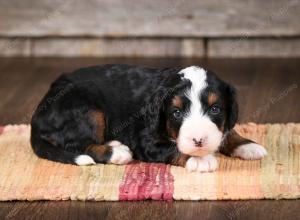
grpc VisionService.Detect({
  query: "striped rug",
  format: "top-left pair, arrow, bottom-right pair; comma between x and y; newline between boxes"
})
0,123 -> 299,201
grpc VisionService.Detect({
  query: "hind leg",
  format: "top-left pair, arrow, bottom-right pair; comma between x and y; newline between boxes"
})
75,140 -> 133,165
75,110 -> 133,165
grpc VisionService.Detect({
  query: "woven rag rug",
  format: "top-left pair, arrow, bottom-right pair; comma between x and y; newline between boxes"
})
0,123 -> 299,201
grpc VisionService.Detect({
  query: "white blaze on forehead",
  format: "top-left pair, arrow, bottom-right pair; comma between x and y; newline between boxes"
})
179,66 -> 207,115
177,66 -> 222,155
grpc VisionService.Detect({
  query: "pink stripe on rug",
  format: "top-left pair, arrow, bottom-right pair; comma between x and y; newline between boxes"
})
119,162 -> 174,201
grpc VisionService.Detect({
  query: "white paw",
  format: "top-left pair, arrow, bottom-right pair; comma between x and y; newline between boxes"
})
232,143 -> 267,160
109,144 -> 133,165
185,154 -> 218,172
75,155 -> 96,166
107,140 -> 122,147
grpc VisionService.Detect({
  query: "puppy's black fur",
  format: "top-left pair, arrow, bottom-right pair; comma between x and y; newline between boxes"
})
30,64 -> 238,165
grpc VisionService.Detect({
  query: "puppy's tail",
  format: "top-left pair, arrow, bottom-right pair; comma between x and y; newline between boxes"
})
30,128 -> 95,166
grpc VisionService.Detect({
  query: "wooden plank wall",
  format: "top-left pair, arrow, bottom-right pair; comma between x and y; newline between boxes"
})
0,0 -> 299,57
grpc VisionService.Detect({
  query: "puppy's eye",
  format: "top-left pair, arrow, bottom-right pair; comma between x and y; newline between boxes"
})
173,109 -> 182,119
209,105 -> 221,115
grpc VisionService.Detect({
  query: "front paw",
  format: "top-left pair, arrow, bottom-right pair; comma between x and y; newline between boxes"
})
185,154 -> 218,172
232,143 -> 267,160
109,143 -> 133,165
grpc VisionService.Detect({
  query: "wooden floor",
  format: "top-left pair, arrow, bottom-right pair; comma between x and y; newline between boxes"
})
0,57 -> 299,219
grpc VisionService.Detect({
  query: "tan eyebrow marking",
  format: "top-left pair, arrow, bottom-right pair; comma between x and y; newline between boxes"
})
208,93 -> 218,106
172,95 -> 183,108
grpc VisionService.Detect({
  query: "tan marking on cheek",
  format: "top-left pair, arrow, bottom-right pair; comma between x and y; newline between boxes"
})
166,120 -> 178,140
219,122 -> 225,132
91,110 -> 106,142
172,95 -> 183,108
208,93 -> 218,106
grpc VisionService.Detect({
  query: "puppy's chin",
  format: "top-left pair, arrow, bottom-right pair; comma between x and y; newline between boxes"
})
180,145 -> 218,157
189,149 -> 212,157
176,141 -> 220,157
176,115 -> 224,156
176,133 -> 223,157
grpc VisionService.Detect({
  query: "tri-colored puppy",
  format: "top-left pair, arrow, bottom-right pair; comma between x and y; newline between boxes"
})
30,65 -> 267,172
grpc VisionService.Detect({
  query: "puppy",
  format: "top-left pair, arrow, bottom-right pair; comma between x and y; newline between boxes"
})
30,64 -> 267,172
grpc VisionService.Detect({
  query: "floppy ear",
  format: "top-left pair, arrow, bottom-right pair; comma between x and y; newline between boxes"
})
138,85 -> 173,157
143,71 -> 182,131
225,84 -> 239,131
140,72 -> 182,146
144,86 -> 172,135
139,70 -> 184,152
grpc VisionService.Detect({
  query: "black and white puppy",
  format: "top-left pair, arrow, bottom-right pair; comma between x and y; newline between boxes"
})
30,64 -> 267,172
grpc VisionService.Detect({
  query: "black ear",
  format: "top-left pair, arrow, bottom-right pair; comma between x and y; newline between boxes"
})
143,72 -> 182,132
144,86 -> 171,133
225,84 -> 238,131
140,71 -> 183,152
138,85 -> 172,155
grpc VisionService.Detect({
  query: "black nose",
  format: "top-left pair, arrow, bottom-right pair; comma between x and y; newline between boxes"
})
192,138 -> 203,147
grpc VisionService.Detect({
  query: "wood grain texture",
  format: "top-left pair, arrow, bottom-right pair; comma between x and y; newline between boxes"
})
31,38 -> 204,57
0,57 -> 299,219
0,38 -> 31,56
0,0 -> 299,37
0,200 -> 300,220
0,57 -> 299,124
208,38 -> 300,58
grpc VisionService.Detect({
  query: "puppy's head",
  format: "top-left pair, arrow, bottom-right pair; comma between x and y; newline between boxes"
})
149,66 -> 238,156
